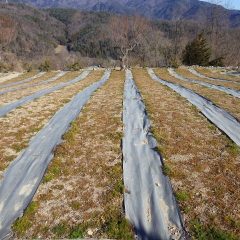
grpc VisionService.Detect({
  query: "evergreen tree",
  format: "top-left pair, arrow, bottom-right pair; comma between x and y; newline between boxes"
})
182,33 -> 211,66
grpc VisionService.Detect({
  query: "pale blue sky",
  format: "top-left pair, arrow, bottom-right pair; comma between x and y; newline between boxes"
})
201,0 -> 240,9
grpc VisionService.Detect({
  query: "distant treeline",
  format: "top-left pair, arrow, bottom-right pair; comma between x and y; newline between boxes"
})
0,3 -> 240,71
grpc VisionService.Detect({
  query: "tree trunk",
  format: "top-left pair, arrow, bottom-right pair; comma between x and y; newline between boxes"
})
122,52 -> 129,69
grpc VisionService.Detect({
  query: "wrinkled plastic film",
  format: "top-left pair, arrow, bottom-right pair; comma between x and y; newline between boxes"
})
0,70 -> 91,117
0,72 -> 45,89
0,70 -> 111,239
123,69 -> 185,240
0,72 -> 67,96
148,68 -> 240,146
168,68 -> 240,98
188,68 -> 240,85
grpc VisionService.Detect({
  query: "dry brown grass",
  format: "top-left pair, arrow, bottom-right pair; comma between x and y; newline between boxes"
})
196,67 -> 240,82
0,70 -> 104,175
155,68 -> 240,122
13,70 -> 133,239
0,71 -> 80,105
176,67 -> 240,91
0,71 -> 37,87
133,68 -> 240,238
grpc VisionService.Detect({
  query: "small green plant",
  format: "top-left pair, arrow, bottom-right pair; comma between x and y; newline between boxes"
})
175,191 -> 190,202
43,164 -> 62,183
69,225 -> 86,239
13,202 -> 39,236
69,200 -> 81,210
105,217 -> 133,240
226,142 -> 240,155
162,164 -> 172,176
52,222 -> 68,237
190,220 -> 238,240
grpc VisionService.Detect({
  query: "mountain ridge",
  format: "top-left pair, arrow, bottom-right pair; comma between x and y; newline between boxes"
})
4,0 -> 240,27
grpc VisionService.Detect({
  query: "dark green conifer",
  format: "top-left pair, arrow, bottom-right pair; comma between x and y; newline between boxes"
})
182,33 -> 211,66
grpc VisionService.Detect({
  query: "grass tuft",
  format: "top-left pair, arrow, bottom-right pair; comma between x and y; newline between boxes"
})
52,222 -> 68,237
104,216 -> 133,240
13,202 -> 39,236
175,191 -> 190,202
191,220 -> 238,240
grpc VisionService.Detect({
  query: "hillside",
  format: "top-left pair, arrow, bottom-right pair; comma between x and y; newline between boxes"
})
1,3 -> 240,70
6,0 -> 240,27
0,3 -> 66,57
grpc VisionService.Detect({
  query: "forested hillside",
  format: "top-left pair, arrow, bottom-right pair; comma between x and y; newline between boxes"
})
6,0 -> 240,27
0,3 -> 240,71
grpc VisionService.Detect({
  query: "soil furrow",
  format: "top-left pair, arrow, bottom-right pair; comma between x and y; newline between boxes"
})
0,73 -> 24,84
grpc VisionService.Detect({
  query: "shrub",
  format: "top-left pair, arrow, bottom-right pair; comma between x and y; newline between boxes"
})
39,60 -> 51,71
209,57 -> 225,67
67,62 -> 81,71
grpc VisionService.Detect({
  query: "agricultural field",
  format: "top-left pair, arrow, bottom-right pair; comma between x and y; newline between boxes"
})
0,67 -> 239,240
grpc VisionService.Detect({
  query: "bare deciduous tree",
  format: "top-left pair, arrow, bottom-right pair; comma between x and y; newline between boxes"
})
109,15 -> 149,68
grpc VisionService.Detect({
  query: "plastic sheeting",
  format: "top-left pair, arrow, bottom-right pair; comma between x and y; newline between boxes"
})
168,68 -> 240,98
0,70 -> 111,239
0,73 -> 23,84
0,72 -> 45,89
188,68 -> 240,85
0,72 -> 67,96
148,68 -> 240,146
122,70 -> 185,240
0,70 -> 91,117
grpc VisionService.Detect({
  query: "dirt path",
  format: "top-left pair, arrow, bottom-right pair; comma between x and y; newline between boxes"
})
155,68 -> 240,122
133,68 -> 240,239
0,71 -> 103,174
12,70 -> 133,239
